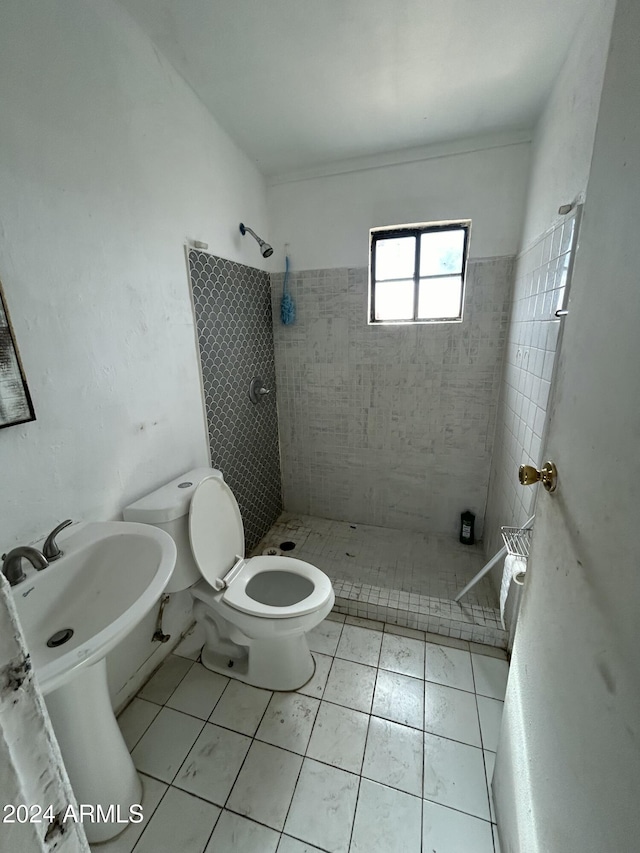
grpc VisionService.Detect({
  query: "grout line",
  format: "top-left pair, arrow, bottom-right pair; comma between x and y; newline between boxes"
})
345,774 -> 363,851
204,636 -> 339,838
278,734 -> 309,840
130,783 -> 172,853
215,683 -> 282,826
117,771 -> 180,852
482,749 -> 497,827
425,676 -> 477,696
167,717 -> 208,787
137,656 -> 196,707
192,790 -> 223,853
120,700 -> 163,752
347,620 -> 385,845
130,616 -> 501,851
422,795 -> 495,824
471,656 -> 494,822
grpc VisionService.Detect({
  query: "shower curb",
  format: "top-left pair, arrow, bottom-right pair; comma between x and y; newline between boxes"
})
331,577 -> 508,648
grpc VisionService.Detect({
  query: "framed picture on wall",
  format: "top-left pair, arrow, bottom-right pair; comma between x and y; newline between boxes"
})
0,277 -> 35,428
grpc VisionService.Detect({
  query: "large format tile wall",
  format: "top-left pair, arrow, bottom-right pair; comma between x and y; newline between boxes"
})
189,251 -> 282,550
271,258 -> 513,539
484,212 -> 579,559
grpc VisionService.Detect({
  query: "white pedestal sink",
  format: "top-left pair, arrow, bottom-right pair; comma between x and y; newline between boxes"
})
12,521 -> 176,843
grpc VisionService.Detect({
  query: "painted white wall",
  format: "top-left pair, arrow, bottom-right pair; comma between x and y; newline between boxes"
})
494,1 -> 640,848
0,0 -> 271,546
267,136 -> 531,270
518,0 -> 615,250
0,0 -> 268,702
483,0 -> 614,593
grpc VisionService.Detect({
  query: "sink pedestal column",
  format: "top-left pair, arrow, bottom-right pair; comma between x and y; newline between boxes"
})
44,658 -> 142,843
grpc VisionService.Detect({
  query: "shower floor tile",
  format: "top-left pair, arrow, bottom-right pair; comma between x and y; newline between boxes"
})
253,513 -> 507,648
106,616 -> 505,852
254,513 -> 496,605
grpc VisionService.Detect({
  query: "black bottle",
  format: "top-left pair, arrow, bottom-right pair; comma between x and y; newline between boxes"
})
460,510 -> 475,545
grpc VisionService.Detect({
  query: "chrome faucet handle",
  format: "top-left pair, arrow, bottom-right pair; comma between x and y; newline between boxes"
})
43,519 -> 73,561
249,376 -> 272,404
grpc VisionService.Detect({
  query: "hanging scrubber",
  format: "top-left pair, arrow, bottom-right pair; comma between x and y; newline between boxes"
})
280,252 -> 295,325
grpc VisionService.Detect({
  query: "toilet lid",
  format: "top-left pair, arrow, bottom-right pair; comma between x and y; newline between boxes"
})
189,476 -> 245,585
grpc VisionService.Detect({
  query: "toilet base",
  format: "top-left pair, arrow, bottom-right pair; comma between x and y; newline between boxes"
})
200,631 -> 316,691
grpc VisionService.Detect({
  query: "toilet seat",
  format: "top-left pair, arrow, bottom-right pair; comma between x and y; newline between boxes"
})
221,555 -> 333,619
189,476 -> 332,620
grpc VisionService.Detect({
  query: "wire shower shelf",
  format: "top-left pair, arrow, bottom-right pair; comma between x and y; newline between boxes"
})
454,515 -> 535,602
500,526 -> 533,559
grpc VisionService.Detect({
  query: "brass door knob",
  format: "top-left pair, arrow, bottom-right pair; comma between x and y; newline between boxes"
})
519,461 -> 558,493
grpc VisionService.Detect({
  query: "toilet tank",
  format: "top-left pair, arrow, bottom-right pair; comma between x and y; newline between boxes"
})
123,467 -> 223,593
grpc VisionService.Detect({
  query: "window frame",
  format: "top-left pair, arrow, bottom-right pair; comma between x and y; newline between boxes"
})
368,219 -> 471,325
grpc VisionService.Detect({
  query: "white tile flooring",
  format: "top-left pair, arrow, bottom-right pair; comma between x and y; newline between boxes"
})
100,615 -> 508,853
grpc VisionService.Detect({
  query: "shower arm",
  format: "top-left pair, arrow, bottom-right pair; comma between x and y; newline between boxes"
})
239,222 -> 273,258
240,224 -> 259,241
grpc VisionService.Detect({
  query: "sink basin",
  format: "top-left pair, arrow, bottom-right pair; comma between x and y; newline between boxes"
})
14,520 -> 176,694
12,520 -> 176,843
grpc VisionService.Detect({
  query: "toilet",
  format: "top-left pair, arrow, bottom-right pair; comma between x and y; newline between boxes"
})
123,468 -> 334,690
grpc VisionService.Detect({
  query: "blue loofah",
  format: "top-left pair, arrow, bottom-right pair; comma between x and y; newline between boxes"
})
281,254 -> 296,325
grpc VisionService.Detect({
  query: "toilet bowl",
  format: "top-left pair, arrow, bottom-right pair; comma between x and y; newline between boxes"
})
123,468 -> 334,690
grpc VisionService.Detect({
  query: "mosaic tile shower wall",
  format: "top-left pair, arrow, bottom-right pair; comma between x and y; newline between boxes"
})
271,257 -> 513,538
484,210 -> 580,559
189,250 -> 282,550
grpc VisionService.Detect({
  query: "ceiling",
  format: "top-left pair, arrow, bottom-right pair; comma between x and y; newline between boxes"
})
119,0 -> 590,178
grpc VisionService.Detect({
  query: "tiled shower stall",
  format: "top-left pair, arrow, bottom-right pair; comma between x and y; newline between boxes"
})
270,258 -> 513,537
188,214 -> 579,650
266,257 -> 517,646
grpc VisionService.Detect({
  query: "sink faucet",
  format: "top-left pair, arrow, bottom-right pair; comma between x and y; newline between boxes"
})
43,519 -> 73,562
2,547 -> 49,587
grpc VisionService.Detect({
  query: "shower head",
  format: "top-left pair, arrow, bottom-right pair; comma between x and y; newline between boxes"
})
239,223 -> 273,258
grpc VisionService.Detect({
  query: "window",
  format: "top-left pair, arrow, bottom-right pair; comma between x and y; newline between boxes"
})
369,220 -> 470,324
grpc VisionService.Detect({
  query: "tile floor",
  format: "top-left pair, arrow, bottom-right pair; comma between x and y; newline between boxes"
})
98,614 -> 508,853
253,513 -> 507,647
256,514 -> 495,605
